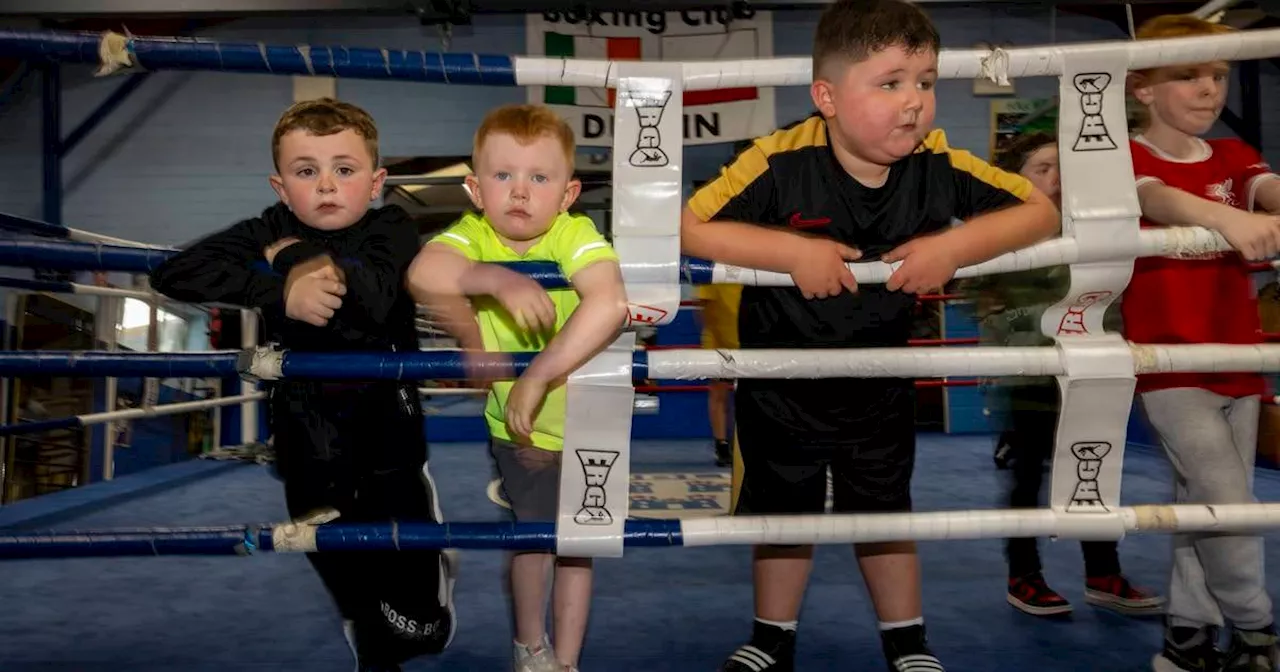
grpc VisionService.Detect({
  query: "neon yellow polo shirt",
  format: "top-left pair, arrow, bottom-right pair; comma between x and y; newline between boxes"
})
431,211 -> 619,451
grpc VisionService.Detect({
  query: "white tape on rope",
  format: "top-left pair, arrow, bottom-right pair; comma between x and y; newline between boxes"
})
676,503 -> 1280,547
556,332 -> 637,558
1044,48 -> 1140,516
645,343 -> 1280,380
611,62 -> 683,328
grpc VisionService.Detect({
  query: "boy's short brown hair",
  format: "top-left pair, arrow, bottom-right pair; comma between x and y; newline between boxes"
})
813,0 -> 941,80
473,104 -> 576,172
271,97 -> 380,171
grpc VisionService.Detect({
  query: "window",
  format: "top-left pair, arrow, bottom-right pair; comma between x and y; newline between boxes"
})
117,298 -> 189,353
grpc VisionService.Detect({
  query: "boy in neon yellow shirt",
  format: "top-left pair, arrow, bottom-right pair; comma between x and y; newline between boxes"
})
408,104 -> 627,672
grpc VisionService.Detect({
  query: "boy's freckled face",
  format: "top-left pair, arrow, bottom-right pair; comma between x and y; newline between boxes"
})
271,129 -> 386,231
1133,62 -> 1230,138
466,132 -> 579,247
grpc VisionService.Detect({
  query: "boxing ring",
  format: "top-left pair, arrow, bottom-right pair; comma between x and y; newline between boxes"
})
0,19 -> 1279,671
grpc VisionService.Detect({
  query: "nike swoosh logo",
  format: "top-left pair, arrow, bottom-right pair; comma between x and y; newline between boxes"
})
789,212 -> 831,229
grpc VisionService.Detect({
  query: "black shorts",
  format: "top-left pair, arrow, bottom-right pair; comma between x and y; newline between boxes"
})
490,438 -> 561,522
731,382 -> 915,515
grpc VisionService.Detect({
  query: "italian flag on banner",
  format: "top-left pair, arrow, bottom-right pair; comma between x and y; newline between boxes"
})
526,11 -> 777,147
542,32 -> 759,109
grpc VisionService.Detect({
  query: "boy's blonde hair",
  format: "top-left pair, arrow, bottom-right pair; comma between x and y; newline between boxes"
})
272,98 -> 380,171
1133,14 -> 1235,76
472,104 -> 576,172
1135,13 -> 1235,42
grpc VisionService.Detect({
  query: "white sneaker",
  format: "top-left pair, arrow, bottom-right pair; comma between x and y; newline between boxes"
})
514,634 -> 561,672
439,549 -> 460,649
344,620 -> 359,672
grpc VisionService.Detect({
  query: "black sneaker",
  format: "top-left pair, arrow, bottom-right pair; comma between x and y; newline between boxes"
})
1008,572 -> 1073,616
344,620 -> 405,672
1224,626 -> 1278,672
889,653 -> 946,672
882,623 -> 945,672
721,620 -> 795,672
1152,625 -> 1223,672
722,643 -> 792,672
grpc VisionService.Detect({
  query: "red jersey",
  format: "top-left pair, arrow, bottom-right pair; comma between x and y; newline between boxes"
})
1123,136 -> 1277,397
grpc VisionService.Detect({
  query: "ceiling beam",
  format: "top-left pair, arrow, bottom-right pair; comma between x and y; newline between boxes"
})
0,0 -> 418,17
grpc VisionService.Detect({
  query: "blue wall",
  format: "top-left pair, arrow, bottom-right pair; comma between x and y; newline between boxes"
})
85,377 -> 205,483
942,302 -> 989,434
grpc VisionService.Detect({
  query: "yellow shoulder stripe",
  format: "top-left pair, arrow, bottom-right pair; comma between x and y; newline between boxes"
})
918,129 -> 1033,200
688,116 -> 828,221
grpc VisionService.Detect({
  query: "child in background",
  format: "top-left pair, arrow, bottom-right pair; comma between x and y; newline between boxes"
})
1124,14 -> 1280,672
965,130 -> 1163,618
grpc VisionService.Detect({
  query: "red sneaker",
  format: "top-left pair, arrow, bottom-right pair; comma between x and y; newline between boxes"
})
1084,574 -> 1165,616
1008,573 -> 1073,616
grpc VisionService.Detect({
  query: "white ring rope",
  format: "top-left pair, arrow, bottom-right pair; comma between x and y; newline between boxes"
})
712,226 -> 1269,286
512,28 -> 1280,88
644,343 -> 1280,381
677,504 -> 1280,547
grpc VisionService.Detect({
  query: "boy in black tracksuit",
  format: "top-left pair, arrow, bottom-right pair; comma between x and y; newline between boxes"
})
149,98 -> 454,672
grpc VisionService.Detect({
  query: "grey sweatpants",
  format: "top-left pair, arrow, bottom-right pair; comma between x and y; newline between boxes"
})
1140,387 -> 1273,630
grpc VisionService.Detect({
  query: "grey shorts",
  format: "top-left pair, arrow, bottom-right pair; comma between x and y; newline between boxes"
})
490,438 -> 561,522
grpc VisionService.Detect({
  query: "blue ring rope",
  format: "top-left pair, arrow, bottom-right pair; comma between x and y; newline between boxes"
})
0,238 -> 716,287
0,29 -> 523,86
0,349 -> 655,381
0,520 -> 686,559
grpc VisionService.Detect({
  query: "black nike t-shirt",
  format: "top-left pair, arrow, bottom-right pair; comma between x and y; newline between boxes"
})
688,114 -> 1032,444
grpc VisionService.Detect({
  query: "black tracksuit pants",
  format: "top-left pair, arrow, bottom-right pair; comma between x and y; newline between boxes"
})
270,380 -> 454,665
1003,382 -> 1121,579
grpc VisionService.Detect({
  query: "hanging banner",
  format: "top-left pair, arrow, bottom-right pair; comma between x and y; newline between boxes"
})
525,9 -> 777,147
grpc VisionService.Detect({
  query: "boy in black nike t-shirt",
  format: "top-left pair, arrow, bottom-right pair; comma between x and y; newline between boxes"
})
682,2 -> 1059,670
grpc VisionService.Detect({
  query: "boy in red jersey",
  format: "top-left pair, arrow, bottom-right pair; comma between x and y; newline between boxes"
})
1124,15 -> 1280,672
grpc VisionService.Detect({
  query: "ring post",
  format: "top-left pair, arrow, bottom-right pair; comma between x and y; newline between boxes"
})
240,309 -> 258,445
